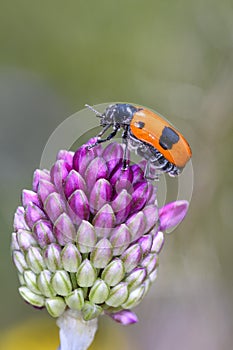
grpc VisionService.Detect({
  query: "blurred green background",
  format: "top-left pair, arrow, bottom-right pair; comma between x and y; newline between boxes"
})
1,0 -> 233,349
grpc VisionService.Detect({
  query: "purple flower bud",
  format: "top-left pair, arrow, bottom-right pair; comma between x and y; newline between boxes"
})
84,157 -> 109,190
11,232 -> 20,251
44,192 -> 65,223
131,181 -> 150,214
131,164 -> 145,184
53,213 -> 76,245
32,169 -> 50,192
110,224 -> 131,256
147,186 -> 157,205
37,179 -> 56,203
17,229 -> 37,250
50,160 -> 70,190
137,235 -> 153,256
107,309 -> 138,325
159,200 -> 189,231
73,145 -> 98,177
22,190 -> 41,207
89,179 -> 112,214
13,206 -> 29,231
121,244 -> 142,273
110,164 -> 133,187
25,202 -> 47,229
92,204 -> 116,238
76,221 -> 97,253
64,170 -> 86,198
143,204 -> 158,233
68,189 -> 90,224
141,253 -> 158,274
111,190 -> 132,225
126,212 -> 146,241
102,142 -> 124,163
33,220 -> 56,248
56,150 -> 74,167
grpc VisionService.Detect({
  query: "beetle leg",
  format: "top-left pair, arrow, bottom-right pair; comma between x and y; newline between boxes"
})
87,125 -> 119,149
121,126 -> 130,170
145,160 -> 160,181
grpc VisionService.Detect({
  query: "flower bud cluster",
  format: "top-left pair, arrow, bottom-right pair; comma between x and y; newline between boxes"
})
12,139 -> 188,324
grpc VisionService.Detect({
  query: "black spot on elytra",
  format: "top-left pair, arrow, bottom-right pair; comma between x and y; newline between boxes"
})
135,121 -> 145,129
159,126 -> 179,150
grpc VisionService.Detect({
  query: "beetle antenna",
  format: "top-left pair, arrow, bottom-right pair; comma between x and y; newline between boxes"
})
85,104 -> 102,117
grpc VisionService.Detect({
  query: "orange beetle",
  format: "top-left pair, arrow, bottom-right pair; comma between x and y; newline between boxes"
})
86,103 -> 192,178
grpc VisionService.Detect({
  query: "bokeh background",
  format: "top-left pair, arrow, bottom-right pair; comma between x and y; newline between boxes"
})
1,0 -> 233,349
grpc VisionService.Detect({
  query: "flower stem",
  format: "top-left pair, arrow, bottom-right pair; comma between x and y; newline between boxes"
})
57,309 -> 98,350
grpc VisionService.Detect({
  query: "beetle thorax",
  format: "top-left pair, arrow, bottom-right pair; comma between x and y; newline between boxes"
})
103,103 -> 138,126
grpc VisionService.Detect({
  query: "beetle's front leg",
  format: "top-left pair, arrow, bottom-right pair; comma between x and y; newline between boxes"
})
122,126 -> 130,170
87,124 -> 120,149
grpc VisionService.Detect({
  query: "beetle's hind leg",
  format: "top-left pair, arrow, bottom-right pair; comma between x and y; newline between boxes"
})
144,160 -> 161,181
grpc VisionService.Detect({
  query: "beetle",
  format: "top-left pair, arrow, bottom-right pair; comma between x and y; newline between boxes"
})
85,103 -> 192,178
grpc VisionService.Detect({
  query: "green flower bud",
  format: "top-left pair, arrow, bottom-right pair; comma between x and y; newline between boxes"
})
142,279 -> 151,297
141,253 -> 158,274
89,279 -> 110,304
106,282 -> 129,307
124,267 -> 147,292
13,251 -> 28,273
19,286 -> 45,307
37,270 -> 56,298
18,274 -> 25,285
61,243 -> 82,272
82,301 -> 102,321
26,247 -> 46,273
151,231 -> 164,253
24,270 -> 41,295
101,259 -> 125,287
45,297 -> 66,317
52,271 -> 72,296
76,259 -> 97,287
76,221 -> 97,253
17,229 -> 37,250
121,285 -> 145,309
44,243 -> 62,272
65,289 -> 85,311
90,238 -> 113,268
149,268 -> 158,283
110,224 -> 131,256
